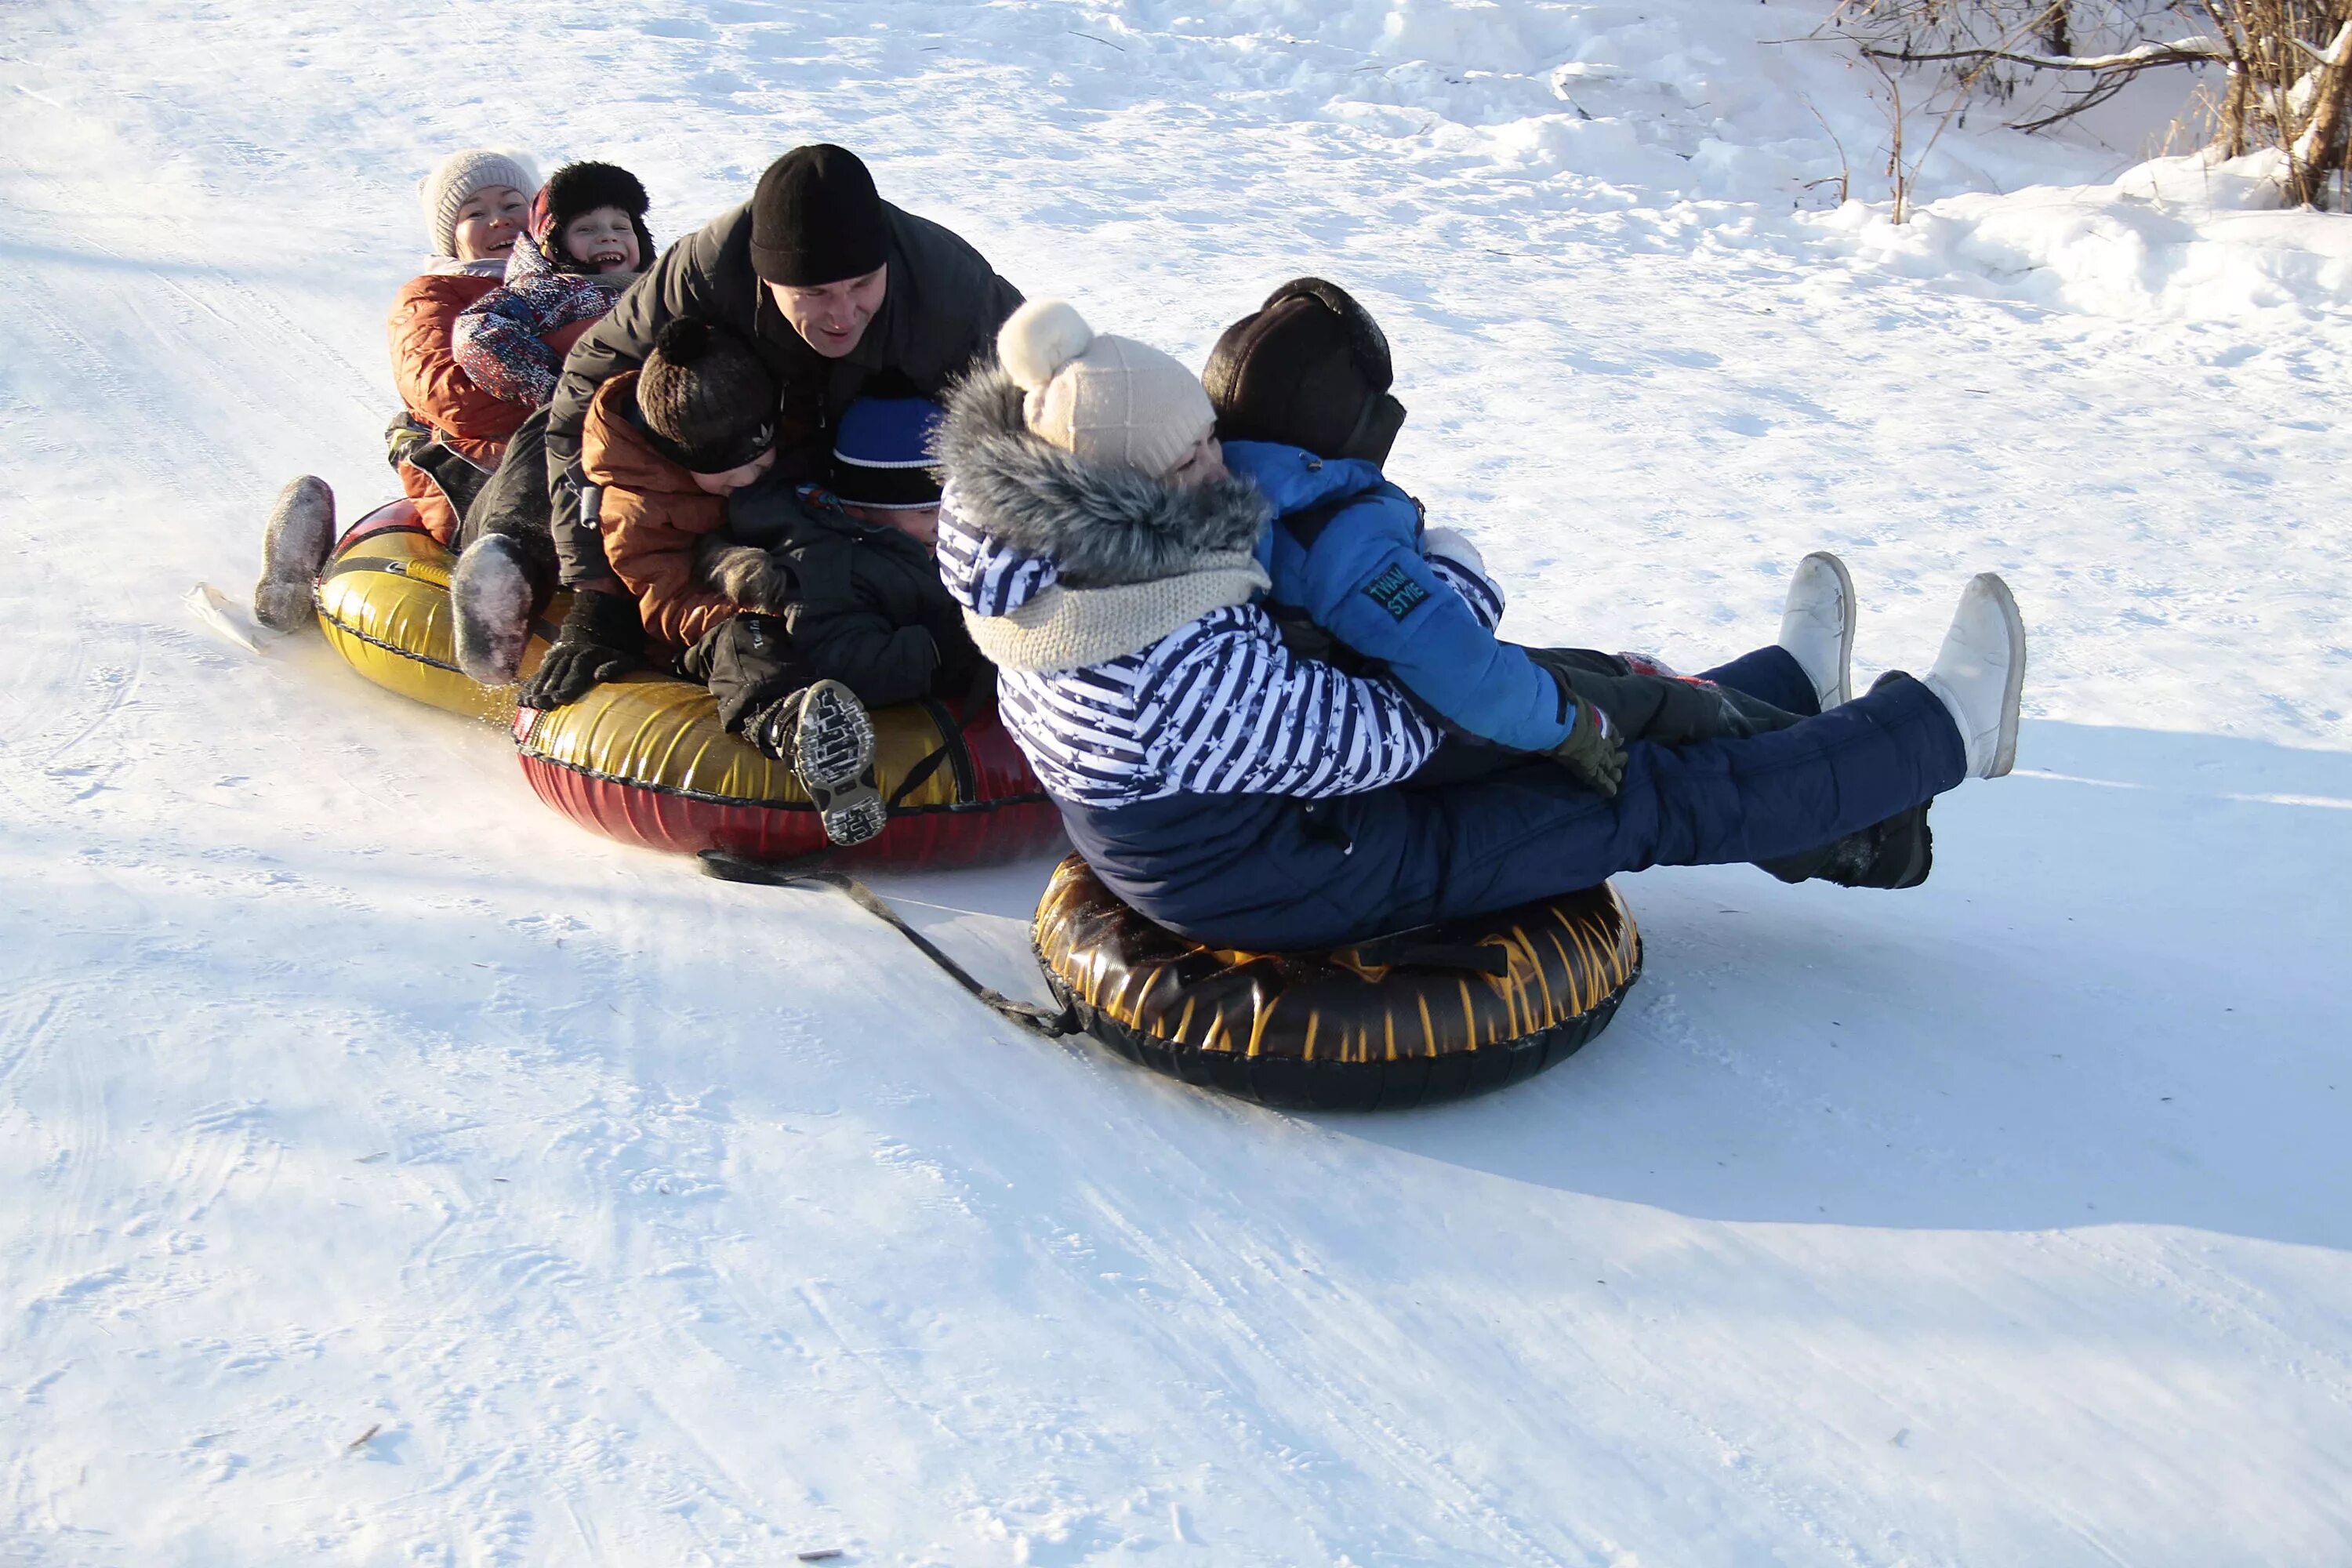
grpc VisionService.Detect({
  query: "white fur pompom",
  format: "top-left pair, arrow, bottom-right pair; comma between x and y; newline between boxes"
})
998,299 -> 1094,392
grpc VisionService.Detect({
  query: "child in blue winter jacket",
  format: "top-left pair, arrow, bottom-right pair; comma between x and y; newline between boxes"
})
935,299 -> 2028,952
1203,277 -> 1801,759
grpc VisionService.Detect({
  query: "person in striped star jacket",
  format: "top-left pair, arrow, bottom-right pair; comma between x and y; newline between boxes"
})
935,299 -> 2027,952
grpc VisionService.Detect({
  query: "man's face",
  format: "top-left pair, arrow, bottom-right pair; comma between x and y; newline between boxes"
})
766,264 -> 888,358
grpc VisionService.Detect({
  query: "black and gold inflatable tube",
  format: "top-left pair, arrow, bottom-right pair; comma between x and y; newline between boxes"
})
1032,855 -> 1642,1110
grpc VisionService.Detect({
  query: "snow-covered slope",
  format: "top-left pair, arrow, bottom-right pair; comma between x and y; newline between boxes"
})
4,3 -> 2349,1563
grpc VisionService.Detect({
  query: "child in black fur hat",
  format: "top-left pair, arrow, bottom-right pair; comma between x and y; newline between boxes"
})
453,161 -> 656,408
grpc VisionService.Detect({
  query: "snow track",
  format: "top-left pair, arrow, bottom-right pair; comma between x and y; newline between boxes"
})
4,2 -> 2350,1563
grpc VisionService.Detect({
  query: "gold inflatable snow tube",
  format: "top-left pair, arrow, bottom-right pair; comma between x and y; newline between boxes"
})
313,503 -> 567,725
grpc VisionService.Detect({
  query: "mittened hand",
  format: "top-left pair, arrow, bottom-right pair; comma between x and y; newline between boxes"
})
384,414 -> 431,472
517,590 -> 644,710
1549,699 -> 1626,799
1420,525 -> 1485,576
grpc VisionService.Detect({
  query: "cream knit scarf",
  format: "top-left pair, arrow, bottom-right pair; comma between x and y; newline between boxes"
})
964,552 -> 1270,674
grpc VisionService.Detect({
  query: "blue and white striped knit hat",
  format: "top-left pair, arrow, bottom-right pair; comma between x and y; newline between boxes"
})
831,395 -> 946,509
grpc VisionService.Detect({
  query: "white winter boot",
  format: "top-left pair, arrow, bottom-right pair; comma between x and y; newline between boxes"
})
451,533 -> 535,685
1922,573 -> 2026,779
253,475 -> 335,633
1777,550 -> 1854,709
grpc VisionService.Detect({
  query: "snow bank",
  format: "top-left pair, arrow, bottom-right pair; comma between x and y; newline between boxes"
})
1822,150 -> 2352,320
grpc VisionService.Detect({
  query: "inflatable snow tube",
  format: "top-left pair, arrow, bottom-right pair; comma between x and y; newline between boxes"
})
313,500 -> 568,726
514,675 -> 1065,868
1032,855 -> 1642,1110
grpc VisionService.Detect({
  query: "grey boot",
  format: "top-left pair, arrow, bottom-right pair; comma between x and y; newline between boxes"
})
253,476 -> 335,633
451,533 -> 535,685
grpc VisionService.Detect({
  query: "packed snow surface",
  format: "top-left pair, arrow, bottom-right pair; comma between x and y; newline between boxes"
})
5,2 -> 2350,1563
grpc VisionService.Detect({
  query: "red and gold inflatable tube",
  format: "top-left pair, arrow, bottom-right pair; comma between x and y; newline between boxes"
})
514,677 -> 1065,868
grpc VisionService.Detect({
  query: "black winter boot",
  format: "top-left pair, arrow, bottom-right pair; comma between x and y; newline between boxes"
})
1762,800 -> 1933,890
1757,673 -> 1933,890
749,680 -> 885,848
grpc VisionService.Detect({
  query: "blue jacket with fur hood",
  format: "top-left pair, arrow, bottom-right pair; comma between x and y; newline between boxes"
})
1224,439 -> 1574,755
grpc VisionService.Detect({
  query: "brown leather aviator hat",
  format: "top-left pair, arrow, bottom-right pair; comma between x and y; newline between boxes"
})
1202,277 -> 1407,466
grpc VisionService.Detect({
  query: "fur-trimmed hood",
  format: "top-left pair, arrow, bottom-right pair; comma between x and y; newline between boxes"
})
933,364 -> 1269,589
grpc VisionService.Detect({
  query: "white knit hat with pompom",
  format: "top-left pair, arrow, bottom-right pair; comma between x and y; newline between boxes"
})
998,299 -> 1214,479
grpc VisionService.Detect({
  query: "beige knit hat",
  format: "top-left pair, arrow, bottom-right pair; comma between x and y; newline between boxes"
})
998,299 -> 1214,479
418,149 -> 540,259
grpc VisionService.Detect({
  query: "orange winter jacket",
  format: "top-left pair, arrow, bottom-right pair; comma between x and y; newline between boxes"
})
583,372 -> 741,648
389,274 -> 514,463
388,270 -> 597,543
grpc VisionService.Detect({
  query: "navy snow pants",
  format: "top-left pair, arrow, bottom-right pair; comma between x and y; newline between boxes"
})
1059,647 -> 1965,950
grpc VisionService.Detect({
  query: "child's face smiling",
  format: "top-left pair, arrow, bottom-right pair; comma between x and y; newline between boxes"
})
560,205 -> 641,274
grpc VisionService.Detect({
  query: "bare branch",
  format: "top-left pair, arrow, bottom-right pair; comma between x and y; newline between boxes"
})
2288,20 -> 2352,71
1854,36 -> 2230,73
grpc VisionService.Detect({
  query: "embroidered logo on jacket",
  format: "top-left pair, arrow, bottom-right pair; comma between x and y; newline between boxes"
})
1361,564 -> 1430,622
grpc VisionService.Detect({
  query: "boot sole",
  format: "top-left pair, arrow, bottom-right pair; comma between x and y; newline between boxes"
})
794,681 -> 885,848
1814,550 -> 1854,708
1791,550 -> 1855,708
1974,573 -> 2027,779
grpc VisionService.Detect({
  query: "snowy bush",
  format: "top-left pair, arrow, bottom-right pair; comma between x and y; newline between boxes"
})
1838,0 -> 2352,207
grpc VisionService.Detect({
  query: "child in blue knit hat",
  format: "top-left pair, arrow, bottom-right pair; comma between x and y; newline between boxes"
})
679,389 -> 989,846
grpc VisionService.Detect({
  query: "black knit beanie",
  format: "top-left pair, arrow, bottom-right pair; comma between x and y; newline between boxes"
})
749,144 -> 890,287
539,161 -> 655,276
638,320 -> 780,473
1202,278 -> 1407,466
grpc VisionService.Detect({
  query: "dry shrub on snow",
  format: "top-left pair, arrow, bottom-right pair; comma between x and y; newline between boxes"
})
1835,0 -> 2352,206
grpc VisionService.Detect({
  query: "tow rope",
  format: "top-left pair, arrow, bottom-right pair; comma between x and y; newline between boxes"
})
699,850 -> 1080,1040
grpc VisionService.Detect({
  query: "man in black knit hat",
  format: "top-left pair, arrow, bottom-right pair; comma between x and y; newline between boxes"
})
518,143 -> 1022,709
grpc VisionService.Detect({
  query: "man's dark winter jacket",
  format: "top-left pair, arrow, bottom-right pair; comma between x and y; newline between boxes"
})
545,199 -> 1022,586
684,485 -> 986,730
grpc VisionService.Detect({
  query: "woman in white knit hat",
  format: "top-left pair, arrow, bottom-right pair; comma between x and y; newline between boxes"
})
417,147 -> 540,275
935,298 -> 2025,953
254,148 -> 541,630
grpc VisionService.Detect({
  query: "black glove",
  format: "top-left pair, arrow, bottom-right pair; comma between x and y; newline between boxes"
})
1549,697 -> 1626,798
1524,645 -> 1753,748
519,590 -> 645,710
680,613 -> 806,732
